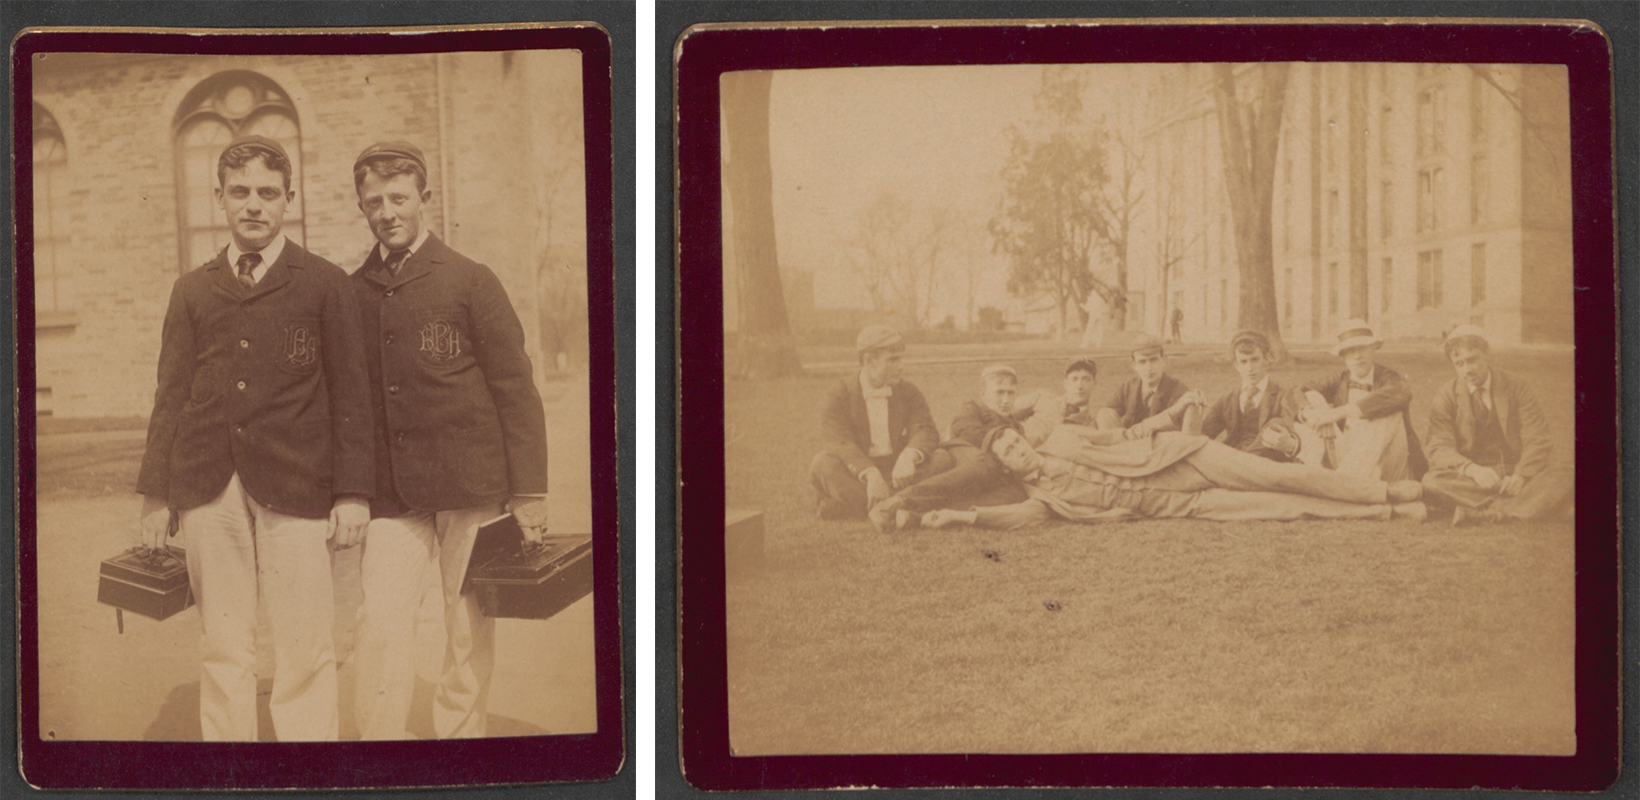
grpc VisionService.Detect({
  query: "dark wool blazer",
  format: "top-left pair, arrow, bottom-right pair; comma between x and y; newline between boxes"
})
1424,369 -> 1553,479
1295,364 -> 1428,478
818,376 -> 940,477
948,399 -> 1027,449
1200,378 -> 1299,462
1103,374 -> 1190,429
351,234 -> 549,516
136,240 -> 375,518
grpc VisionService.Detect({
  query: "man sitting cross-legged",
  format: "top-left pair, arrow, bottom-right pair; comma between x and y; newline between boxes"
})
921,426 -> 1426,530
1200,330 -> 1303,463
1420,325 -> 1573,526
866,364 -> 1031,532
1290,319 -> 1426,481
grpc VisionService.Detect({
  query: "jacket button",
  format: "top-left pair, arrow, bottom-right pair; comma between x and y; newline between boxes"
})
233,425 -> 244,433
395,432 -> 405,444
385,289 -> 395,297
239,339 -> 250,349
385,334 -> 394,344
388,384 -> 400,394
236,380 -> 247,390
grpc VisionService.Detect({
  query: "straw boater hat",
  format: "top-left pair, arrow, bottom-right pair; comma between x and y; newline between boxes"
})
1330,319 -> 1384,355
854,324 -> 905,354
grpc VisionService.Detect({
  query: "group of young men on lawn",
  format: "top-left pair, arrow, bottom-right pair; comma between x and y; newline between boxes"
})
810,320 -> 1572,532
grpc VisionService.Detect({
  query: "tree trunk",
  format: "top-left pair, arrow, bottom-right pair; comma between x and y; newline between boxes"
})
1212,63 -> 1291,361
723,71 -> 802,378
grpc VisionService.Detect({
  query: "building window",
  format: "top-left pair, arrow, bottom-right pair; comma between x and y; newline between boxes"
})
1416,85 -> 1444,157
1470,69 -> 1488,144
1328,261 -> 1339,315
1417,250 -> 1444,309
1471,153 -> 1489,225
173,71 -> 304,271
1471,242 -> 1487,306
1380,180 -> 1393,241
33,103 -> 70,314
1327,189 -> 1340,249
1417,168 -> 1442,233
1381,257 -> 1393,314
1379,104 -> 1394,169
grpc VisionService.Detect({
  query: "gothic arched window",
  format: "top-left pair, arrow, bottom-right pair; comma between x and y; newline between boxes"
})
33,103 -> 69,313
173,71 -> 304,270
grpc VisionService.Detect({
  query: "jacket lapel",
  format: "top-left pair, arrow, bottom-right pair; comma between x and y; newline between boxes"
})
1454,379 -> 1476,454
1491,370 -> 1514,441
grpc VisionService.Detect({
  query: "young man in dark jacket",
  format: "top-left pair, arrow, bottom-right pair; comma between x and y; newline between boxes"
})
347,141 -> 550,740
136,135 -> 373,741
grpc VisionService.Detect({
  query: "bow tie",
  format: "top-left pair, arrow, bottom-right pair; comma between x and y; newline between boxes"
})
1347,381 -> 1373,392
862,384 -> 893,399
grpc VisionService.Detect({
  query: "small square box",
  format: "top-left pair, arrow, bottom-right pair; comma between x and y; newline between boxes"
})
466,516 -> 593,620
97,547 -> 193,621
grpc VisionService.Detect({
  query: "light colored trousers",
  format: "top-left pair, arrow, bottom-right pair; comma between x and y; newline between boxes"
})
180,471 -> 338,742
1295,413 -> 1411,481
352,505 -> 499,740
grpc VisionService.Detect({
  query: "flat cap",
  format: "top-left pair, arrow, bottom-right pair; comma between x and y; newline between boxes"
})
980,364 -> 1017,382
354,140 -> 427,173
855,324 -> 904,353
219,134 -> 289,165
1230,329 -> 1271,352
1064,357 -> 1099,377
1130,334 -> 1166,356
1443,324 -> 1489,346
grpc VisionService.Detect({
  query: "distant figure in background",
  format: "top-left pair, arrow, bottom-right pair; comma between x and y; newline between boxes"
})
810,325 -> 940,520
1094,335 -> 1203,438
867,363 -> 1031,532
1291,319 -> 1426,481
1169,307 -> 1184,344
920,426 -> 1426,529
347,141 -> 550,740
1200,330 -> 1302,462
1420,325 -> 1573,526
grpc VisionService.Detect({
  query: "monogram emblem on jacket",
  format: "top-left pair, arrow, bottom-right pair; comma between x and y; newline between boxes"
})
419,320 -> 462,362
282,323 -> 318,368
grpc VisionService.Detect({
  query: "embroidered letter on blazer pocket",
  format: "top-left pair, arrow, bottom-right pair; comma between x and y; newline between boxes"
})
276,317 -> 322,375
413,307 -> 466,370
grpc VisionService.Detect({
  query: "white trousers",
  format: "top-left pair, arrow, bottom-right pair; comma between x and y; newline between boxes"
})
1295,413 -> 1412,481
180,472 -> 338,741
352,505 -> 499,739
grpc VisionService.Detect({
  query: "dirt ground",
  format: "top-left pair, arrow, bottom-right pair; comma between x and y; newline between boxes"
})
724,345 -> 1580,756
31,379 -> 598,742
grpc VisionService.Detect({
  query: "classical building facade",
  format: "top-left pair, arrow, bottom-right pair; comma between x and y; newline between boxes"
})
29,51 -> 587,418
1125,62 -> 1572,348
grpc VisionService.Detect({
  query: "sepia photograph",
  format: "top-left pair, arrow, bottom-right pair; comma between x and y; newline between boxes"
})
718,56 -> 1583,759
18,24 -> 619,789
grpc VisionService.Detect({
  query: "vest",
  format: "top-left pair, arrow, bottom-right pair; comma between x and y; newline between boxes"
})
1468,390 -> 1507,468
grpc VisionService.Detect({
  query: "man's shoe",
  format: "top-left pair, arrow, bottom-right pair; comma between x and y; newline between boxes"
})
817,497 -> 850,521
1391,501 -> 1427,522
1386,480 -> 1423,504
867,497 -> 903,533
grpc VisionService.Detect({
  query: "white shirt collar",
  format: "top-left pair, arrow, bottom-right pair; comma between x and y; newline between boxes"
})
376,229 -> 431,262
226,234 -> 287,284
1242,376 -> 1271,396
1470,373 -> 1493,396
859,371 -> 893,398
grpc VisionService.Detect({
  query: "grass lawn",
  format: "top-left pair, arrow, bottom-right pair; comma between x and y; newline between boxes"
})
724,345 -> 1577,755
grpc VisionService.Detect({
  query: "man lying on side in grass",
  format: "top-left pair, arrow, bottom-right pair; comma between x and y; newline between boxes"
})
917,426 -> 1427,530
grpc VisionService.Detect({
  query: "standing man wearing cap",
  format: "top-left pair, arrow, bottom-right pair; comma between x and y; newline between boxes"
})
1094,335 -> 1204,438
1200,330 -> 1303,462
810,325 -> 941,520
868,363 -> 1033,531
1421,326 -> 1572,525
347,141 -> 549,739
1291,319 -> 1426,481
135,135 -> 373,741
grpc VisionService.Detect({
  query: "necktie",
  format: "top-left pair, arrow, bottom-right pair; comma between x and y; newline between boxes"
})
235,252 -> 261,290
385,248 -> 411,276
1471,386 -> 1492,413
1347,381 -> 1373,392
1241,385 -> 1258,414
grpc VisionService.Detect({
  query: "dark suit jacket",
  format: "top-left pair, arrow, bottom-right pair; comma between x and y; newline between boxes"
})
351,234 -> 549,516
1424,369 -> 1553,478
818,376 -> 939,477
1295,364 -> 1428,478
1103,374 -> 1190,429
948,399 -> 1027,449
136,240 -> 375,518
1201,379 -> 1298,462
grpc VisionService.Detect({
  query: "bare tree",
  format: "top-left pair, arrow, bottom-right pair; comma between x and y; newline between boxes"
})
990,66 -> 1110,341
723,70 -> 802,377
1152,168 -> 1203,339
1091,127 -> 1145,332
836,192 -> 952,329
1211,62 -> 1291,360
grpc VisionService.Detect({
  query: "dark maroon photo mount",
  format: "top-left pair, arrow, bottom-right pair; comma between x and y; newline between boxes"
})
13,23 -> 623,791
675,20 -> 1617,792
